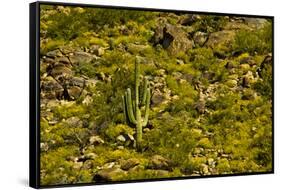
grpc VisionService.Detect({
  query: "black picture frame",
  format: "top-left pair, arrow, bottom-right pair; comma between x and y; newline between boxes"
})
30,1 -> 274,188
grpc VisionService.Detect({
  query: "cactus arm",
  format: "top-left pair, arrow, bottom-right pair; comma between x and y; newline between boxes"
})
125,88 -> 137,125
141,78 -> 148,106
136,108 -> 142,151
122,95 -> 128,124
135,57 -> 140,109
135,57 -> 142,151
132,100 -> 136,115
142,88 -> 151,127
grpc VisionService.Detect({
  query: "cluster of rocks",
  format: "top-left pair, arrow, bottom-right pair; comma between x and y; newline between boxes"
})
93,154 -> 173,182
40,48 -> 99,102
151,14 -> 269,56
191,146 -> 232,175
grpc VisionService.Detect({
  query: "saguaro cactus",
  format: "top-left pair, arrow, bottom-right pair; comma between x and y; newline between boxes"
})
122,56 -> 151,151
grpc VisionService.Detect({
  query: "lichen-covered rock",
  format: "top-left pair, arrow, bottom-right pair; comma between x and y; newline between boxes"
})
193,31 -> 208,47
205,30 -> 235,52
120,158 -> 140,170
93,168 -> 127,182
41,76 -> 64,99
64,116 -> 83,128
152,24 -> 193,55
67,86 -> 83,100
69,51 -> 96,64
148,155 -> 172,170
89,135 -> 104,145
151,89 -> 165,106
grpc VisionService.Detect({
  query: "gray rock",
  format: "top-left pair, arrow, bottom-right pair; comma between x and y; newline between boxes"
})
207,158 -> 215,166
57,56 -> 70,64
67,86 -> 83,100
149,169 -> 169,176
127,43 -> 151,55
93,168 -> 126,182
89,135 -> 105,145
149,155 -> 171,170
151,89 -> 165,106
69,51 -> 95,64
41,76 -> 64,99
117,146 -> 124,150
205,30 -> 235,52
152,23 -> 193,55
225,62 -> 236,70
116,135 -> 126,142
46,49 -> 63,58
179,14 -> 201,26
193,147 -> 204,155
84,153 -> 98,160
82,160 -> 93,170
200,163 -> 209,175
73,161 -> 83,170
244,18 -> 268,29
143,128 -> 150,133
120,158 -> 140,170
69,77 -> 85,87
103,162 -> 116,169
242,76 -> 250,88
240,56 -> 256,66
89,45 -> 105,56
176,59 -> 185,65
40,142 -> 49,152
194,100 -> 206,114
64,117 -> 83,128
50,63 -> 73,80
193,31 -> 208,46
226,79 -> 238,88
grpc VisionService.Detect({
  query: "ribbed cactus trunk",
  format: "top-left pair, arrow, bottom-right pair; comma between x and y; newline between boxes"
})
122,56 -> 151,151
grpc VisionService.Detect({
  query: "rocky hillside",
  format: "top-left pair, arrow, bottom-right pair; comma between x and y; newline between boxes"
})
39,5 -> 273,185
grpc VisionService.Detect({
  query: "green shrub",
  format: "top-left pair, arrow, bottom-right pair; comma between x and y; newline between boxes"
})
233,22 -> 272,55
193,15 -> 228,33
144,113 -> 196,170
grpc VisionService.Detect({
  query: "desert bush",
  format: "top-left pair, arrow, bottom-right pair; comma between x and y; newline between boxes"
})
233,22 -> 272,55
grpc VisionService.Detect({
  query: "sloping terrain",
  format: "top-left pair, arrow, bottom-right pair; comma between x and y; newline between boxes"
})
39,5 -> 273,185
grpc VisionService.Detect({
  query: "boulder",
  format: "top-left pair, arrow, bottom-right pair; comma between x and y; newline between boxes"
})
258,54 -> 272,78
152,24 -> 193,55
93,168 -> 126,182
148,155 -> 171,170
240,56 -> 256,66
64,117 -> 83,128
194,100 -> 206,114
69,77 -> 85,88
56,56 -> 70,64
226,79 -> 238,88
126,43 -> 151,55
89,45 -> 105,56
46,49 -> 63,58
243,17 -> 268,29
151,89 -> 165,106
69,51 -> 95,64
89,135 -> 105,145
116,135 -> 126,142
178,14 -> 201,26
67,86 -> 83,100
205,30 -> 235,52
50,63 -> 73,80
120,158 -> 140,170
82,160 -> 93,170
40,76 -> 64,99
193,31 -> 208,46
200,163 -> 210,175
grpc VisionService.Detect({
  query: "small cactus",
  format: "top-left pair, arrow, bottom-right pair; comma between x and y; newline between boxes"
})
122,56 -> 151,151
